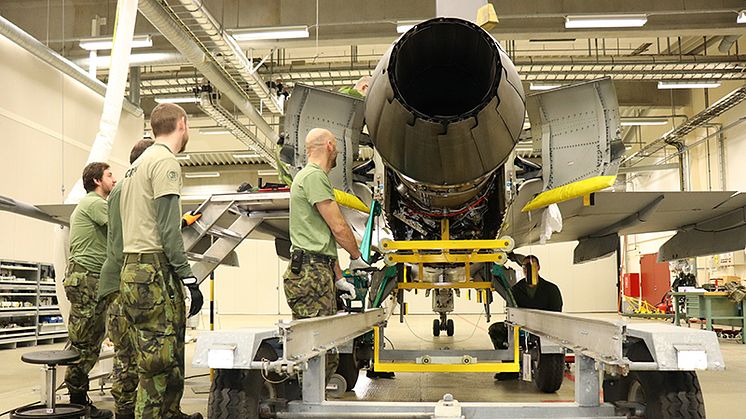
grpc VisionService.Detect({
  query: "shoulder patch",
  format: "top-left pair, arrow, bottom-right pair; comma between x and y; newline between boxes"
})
167,170 -> 179,181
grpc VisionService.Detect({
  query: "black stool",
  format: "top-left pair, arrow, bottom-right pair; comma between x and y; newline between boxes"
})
11,350 -> 87,418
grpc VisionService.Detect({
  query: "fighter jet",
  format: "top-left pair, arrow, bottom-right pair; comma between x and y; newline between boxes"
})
3,17 -> 745,333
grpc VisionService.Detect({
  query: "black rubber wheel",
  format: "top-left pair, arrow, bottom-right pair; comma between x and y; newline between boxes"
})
337,353 -> 360,391
433,319 -> 441,336
446,319 -> 454,336
532,353 -> 565,393
604,371 -> 706,418
208,342 -> 286,419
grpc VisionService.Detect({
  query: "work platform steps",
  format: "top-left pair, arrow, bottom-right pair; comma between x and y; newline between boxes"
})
182,191 -> 290,284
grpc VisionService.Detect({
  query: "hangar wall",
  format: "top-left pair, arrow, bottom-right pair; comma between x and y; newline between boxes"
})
0,34 -> 143,265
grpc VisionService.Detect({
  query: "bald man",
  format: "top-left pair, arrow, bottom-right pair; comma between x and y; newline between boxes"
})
283,128 -> 364,384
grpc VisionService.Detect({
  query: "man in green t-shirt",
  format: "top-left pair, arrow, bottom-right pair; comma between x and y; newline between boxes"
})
119,103 -> 202,419
65,162 -> 116,418
97,139 -> 153,419
283,128 -> 370,384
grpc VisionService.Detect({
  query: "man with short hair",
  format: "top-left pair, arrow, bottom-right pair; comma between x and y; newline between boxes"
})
489,254 -> 563,380
283,128 -> 368,383
119,103 -> 203,419
65,162 -> 116,418
98,139 -> 154,419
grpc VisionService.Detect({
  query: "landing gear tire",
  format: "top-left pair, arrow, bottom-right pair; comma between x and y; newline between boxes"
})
208,342 -> 290,419
433,319 -> 441,336
603,371 -> 706,419
446,319 -> 455,336
337,353 -> 360,391
532,353 -> 564,393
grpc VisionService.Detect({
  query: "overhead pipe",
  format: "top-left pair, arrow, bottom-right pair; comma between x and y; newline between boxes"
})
138,0 -> 278,144
0,14 -> 142,117
173,0 -> 283,114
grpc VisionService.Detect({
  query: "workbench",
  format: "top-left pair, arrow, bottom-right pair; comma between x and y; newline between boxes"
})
672,291 -> 746,344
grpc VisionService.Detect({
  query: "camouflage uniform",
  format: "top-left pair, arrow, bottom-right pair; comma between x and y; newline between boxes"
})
106,293 -> 138,414
120,253 -> 186,419
99,182 -> 139,416
283,259 -> 339,381
63,262 -> 109,395
119,142 -> 194,418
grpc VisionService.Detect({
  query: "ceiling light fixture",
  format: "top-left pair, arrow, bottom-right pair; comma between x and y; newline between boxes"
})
257,170 -> 278,176
155,96 -> 201,104
396,20 -> 421,34
565,14 -> 648,29
184,172 -> 220,179
737,11 -> 746,24
175,154 -> 191,160
657,81 -> 721,89
529,82 -> 564,91
79,34 -> 153,51
620,118 -> 668,126
198,127 -> 230,135
230,25 -> 309,41
232,153 -> 260,159
529,38 -> 577,43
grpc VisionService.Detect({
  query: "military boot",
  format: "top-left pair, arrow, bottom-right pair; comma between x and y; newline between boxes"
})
115,412 -> 134,419
69,392 -> 113,419
176,413 -> 203,419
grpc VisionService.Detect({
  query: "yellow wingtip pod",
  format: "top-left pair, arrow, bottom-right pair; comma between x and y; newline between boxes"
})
521,175 -> 616,213
333,189 -> 370,213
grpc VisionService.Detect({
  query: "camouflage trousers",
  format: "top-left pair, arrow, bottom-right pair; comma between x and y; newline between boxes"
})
283,260 -> 339,382
121,253 -> 186,419
107,292 -> 138,415
63,262 -> 108,395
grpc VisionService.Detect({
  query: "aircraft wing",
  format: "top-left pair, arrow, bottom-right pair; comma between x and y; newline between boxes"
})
501,180 -> 746,263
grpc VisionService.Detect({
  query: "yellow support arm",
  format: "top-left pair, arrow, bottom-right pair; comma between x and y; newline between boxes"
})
522,175 -> 616,212
333,189 -> 370,213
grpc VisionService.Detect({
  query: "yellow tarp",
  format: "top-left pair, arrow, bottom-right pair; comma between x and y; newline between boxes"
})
521,175 -> 616,212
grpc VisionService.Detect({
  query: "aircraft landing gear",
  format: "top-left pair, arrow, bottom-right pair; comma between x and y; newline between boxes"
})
433,314 -> 455,336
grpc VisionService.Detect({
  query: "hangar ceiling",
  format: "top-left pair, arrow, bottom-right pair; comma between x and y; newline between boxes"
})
1,0 -> 744,170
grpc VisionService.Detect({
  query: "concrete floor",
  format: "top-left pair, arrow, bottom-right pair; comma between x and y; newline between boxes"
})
0,313 -> 743,417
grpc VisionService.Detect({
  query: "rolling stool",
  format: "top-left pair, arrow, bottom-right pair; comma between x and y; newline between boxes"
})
11,350 -> 87,418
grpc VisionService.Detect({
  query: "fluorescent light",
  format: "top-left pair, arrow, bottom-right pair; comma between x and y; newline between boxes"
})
625,145 -> 633,150
175,154 -> 191,160
529,82 -> 564,91
738,11 -> 746,24
231,25 -> 309,41
79,34 -> 152,51
396,20 -> 420,34
620,118 -> 668,126
155,96 -> 200,104
199,127 -> 229,135
529,38 -> 576,43
565,14 -> 647,29
232,153 -> 260,159
257,170 -> 278,176
657,81 -> 721,89
184,172 -> 220,179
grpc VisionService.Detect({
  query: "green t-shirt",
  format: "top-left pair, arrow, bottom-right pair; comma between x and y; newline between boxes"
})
98,183 -> 122,299
289,163 -> 337,258
68,191 -> 108,273
338,86 -> 364,98
120,143 -> 182,253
